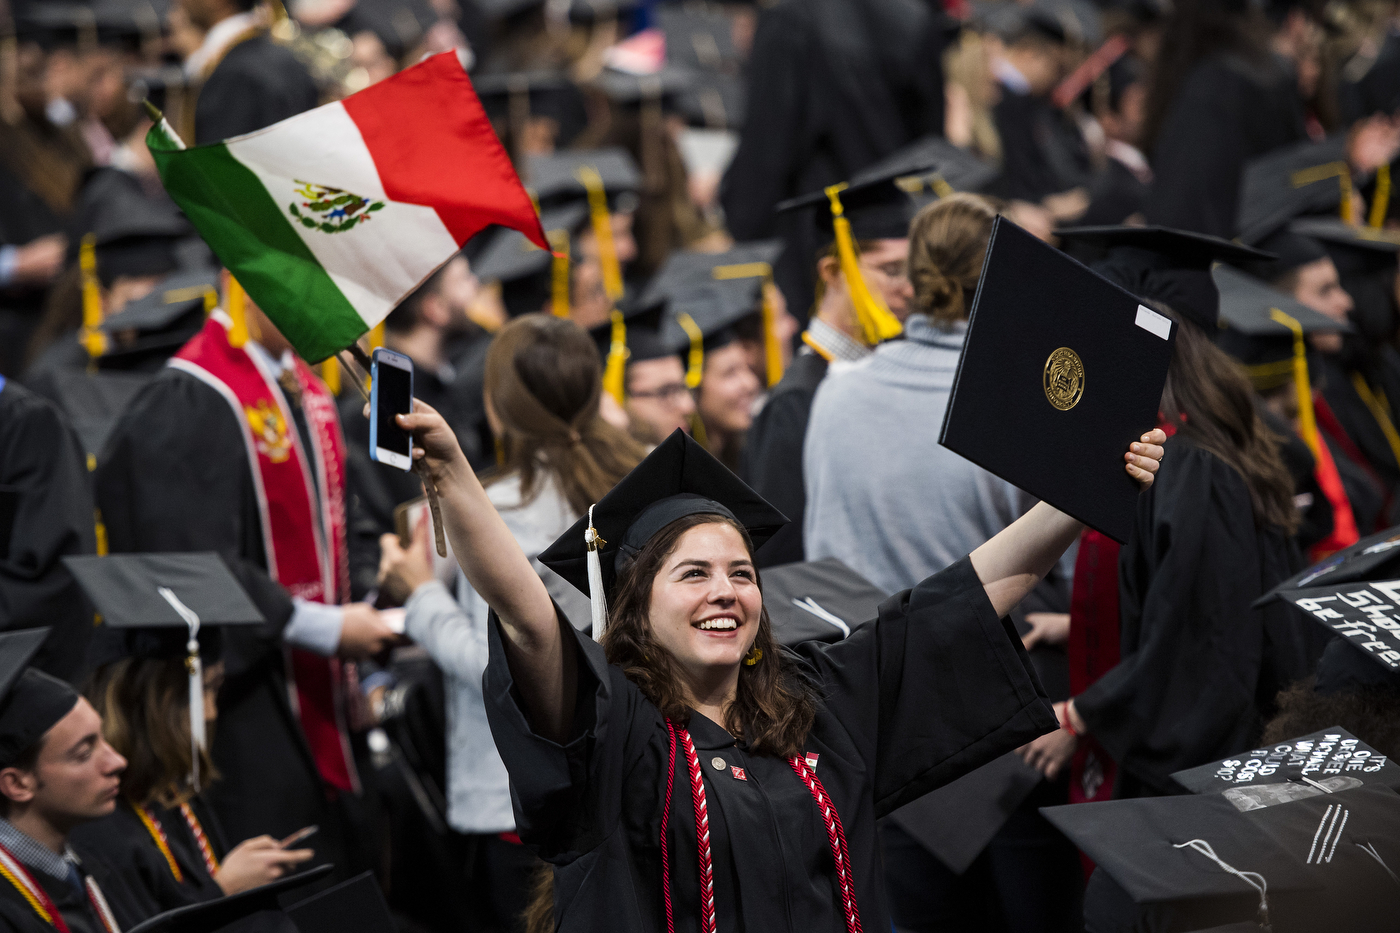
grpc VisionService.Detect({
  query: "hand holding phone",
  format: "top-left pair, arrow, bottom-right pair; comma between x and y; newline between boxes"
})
369,348 -> 414,471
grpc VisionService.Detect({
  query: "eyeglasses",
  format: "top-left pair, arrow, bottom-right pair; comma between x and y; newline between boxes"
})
628,383 -> 693,404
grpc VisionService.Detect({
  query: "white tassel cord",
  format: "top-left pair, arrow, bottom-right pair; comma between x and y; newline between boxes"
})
585,504 -> 609,641
158,586 -> 204,793
1173,838 -> 1271,930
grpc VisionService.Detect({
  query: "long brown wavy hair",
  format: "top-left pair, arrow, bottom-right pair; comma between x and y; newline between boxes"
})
484,314 -> 646,515
907,193 -> 998,326
602,512 -> 817,758
1157,305 -> 1299,534
87,658 -> 218,809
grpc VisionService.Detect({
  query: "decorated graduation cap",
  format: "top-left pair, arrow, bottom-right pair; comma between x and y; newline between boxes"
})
64,552 -> 263,790
757,559 -> 885,646
1171,725 -> 1400,795
0,628 -> 78,769
1259,522 -> 1400,600
124,864 -> 335,933
1055,224 -> 1275,332
777,165 -> 924,346
1214,264 -> 1347,459
537,429 -> 787,638
1042,784 -> 1400,929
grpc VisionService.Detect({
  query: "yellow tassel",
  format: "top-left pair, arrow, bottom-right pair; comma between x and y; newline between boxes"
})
79,234 -> 107,362
94,508 -> 108,557
824,184 -> 903,346
226,277 -> 249,348
713,261 -> 784,386
548,227 -> 572,318
1290,162 -> 1354,225
363,322 -> 385,395
576,166 -> 624,303
676,312 -> 704,389
689,410 -> 709,448
602,308 -> 628,404
1371,164 -> 1391,229
1269,308 -> 1319,459
321,358 -> 341,395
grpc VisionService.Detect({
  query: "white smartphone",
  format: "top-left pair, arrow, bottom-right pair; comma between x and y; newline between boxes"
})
369,347 -> 414,471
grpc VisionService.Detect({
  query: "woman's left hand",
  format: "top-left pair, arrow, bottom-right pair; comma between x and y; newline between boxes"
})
1125,428 -> 1167,489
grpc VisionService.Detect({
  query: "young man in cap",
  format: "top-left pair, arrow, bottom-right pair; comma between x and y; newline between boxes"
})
0,631 -> 138,933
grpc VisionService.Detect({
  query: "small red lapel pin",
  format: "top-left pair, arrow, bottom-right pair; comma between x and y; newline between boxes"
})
731,766 -> 748,781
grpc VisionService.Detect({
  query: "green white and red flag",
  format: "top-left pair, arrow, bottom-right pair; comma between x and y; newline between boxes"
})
147,51 -> 547,362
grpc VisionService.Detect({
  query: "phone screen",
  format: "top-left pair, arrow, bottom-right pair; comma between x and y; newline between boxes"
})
374,363 -> 412,458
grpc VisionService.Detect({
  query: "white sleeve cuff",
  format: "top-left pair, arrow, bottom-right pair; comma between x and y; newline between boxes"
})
284,598 -> 344,656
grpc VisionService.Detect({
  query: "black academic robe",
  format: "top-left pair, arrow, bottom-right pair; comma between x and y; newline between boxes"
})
989,87 -> 1089,204
94,368 -> 371,886
194,35 -> 319,145
1079,158 -> 1150,228
719,0 -> 947,319
483,557 -> 1056,933
1145,53 -> 1308,238
0,848 -> 147,933
69,797 -> 227,922
1074,438 -> 1318,798
741,351 -> 829,568
0,379 -> 96,682
1317,352 -> 1400,503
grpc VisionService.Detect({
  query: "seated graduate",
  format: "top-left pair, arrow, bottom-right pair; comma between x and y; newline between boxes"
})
67,553 -> 314,921
392,393 -> 1166,932
0,629 -> 143,933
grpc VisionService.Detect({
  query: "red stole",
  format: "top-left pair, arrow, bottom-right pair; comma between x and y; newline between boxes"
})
1066,529 -> 1120,808
1308,421 -> 1360,562
172,314 -> 358,794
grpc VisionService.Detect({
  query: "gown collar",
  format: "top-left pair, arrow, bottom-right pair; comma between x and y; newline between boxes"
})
685,710 -> 738,750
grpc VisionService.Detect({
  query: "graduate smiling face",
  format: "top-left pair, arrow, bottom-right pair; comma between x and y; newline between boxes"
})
645,520 -> 763,674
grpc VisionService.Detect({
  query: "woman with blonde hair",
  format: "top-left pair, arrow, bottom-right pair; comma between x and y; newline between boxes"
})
377,313 -> 645,932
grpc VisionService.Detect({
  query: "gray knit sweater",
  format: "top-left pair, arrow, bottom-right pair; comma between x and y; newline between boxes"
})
803,315 -> 1047,595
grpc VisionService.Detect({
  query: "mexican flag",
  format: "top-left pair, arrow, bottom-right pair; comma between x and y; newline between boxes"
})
147,51 -> 548,362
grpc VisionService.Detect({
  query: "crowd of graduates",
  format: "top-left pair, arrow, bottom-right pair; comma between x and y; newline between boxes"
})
6,0 -> 1400,930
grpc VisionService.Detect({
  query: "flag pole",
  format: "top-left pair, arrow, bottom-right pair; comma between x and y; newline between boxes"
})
345,340 -> 447,559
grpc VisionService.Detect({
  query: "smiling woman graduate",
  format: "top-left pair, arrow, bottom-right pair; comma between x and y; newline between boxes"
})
396,403 -> 1165,933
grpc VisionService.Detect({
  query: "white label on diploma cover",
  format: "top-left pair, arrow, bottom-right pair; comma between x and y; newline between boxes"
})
1135,304 -> 1172,339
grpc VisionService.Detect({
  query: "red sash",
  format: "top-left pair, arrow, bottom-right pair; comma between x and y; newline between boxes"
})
172,314 -> 358,794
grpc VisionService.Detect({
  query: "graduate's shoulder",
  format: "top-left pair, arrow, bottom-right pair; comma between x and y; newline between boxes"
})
212,34 -> 313,86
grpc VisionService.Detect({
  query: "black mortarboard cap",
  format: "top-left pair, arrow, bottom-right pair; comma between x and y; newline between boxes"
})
853,136 -> 1000,208
46,369 -> 153,459
470,203 -> 589,285
1287,217 -> 1400,254
587,293 -> 690,365
537,429 -> 788,600
1315,636 -> 1400,696
286,872 -> 395,933
1243,229 -> 1330,282
1238,136 -> 1351,246
673,72 -> 746,129
338,0 -> 437,59
125,864 -> 334,933
472,71 -> 589,151
525,148 -> 642,212
1045,785 -> 1400,928
0,628 -> 78,767
73,172 -> 191,286
64,552 -> 264,665
1056,225 -> 1275,331
589,65 -> 698,107
0,487 -> 17,559
100,268 -> 218,338
1171,726 -> 1400,795
756,559 -> 885,647
776,163 -> 926,242
1214,264 -> 1346,391
1262,572 -> 1400,673
655,6 -> 740,70
638,242 -> 782,352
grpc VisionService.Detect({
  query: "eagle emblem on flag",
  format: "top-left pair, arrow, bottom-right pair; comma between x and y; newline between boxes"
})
289,180 -> 385,234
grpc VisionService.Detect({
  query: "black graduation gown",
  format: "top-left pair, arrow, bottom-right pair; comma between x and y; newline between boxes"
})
94,368 -> 368,885
0,846 -> 147,933
483,556 -> 1056,933
989,87 -> 1089,204
194,35 -> 319,145
1073,439 -> 1317,798
1144,53 -> 1308,238
1079,158 -> 1150,227
740,351 -> 829,568
718,0 -> 947,319
69,798 -> 226,922
0,379 -> 96,682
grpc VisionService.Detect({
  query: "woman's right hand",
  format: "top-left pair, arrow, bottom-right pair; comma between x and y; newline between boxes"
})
213,835 -> 315,895
397,399 -> 467,485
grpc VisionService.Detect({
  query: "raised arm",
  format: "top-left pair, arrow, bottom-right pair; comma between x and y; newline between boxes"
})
970,430 -> 1166,617
398,403 -> 575,742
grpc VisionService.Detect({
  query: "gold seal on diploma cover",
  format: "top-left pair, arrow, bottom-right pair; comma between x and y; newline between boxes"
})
1043,347 -> 1085,411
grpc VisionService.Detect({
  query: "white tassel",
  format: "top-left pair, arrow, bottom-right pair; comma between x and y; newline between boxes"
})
584,504 -> 608,640
158,587 -> 204,793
